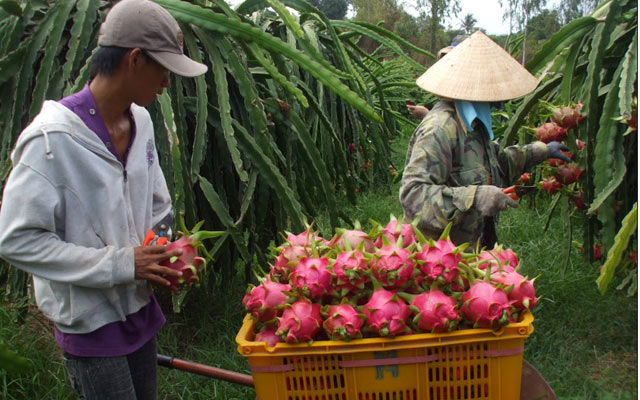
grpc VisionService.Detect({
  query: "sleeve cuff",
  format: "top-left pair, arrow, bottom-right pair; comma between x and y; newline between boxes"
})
452,185 -> 478,212
112,247 -> 135,285
530,141 -> 550,165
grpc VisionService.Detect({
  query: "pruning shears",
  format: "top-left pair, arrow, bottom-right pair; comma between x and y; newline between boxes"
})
503,185 -> 537,200
142,213 -> 173,246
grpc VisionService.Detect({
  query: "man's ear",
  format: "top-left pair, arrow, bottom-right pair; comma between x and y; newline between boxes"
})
126,48 -> 145,71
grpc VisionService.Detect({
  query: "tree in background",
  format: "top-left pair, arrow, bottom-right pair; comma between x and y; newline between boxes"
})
555,0 -> 599,24
499,0 -> 547,63
308,0 -> 351,20
413,0 -> 461,53
460,13 -> 477,34
526,9 -> 560,41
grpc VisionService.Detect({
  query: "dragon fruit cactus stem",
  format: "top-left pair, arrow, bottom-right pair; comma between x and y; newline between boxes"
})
276,300 -> 323,344
242,278 -> 292,323
322,304 -> 366,341
363,279 -> 411,337
460,281 -> 512,329
290,257 -> 333,300
399,290 -> 460,333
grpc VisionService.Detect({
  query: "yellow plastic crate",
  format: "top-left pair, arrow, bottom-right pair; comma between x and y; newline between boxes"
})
236,312 -> 534,400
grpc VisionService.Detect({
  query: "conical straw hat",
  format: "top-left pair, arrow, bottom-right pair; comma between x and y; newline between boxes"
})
416,31 -> 538,102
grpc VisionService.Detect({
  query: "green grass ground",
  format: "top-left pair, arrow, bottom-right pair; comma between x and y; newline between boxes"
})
0,130 -> 637,399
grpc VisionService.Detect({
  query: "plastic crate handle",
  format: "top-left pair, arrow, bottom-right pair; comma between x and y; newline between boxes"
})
249,347 -> 523,373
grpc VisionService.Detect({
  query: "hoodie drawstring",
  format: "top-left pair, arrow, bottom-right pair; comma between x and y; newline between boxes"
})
40,128 -> 54,160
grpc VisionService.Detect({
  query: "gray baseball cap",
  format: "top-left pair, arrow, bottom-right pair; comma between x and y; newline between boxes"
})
98,0 -> 207,77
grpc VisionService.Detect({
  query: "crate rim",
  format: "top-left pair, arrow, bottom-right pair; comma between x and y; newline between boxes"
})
236,312 -> 534,356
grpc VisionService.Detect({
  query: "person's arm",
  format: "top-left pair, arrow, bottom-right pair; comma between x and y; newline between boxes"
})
495,141 -> 549,185
0,162 -> 181,288
495,141 -> 570,185
399,122 -> 477,233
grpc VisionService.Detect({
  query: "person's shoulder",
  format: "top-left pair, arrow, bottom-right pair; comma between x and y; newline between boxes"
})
416,102 -> 457,138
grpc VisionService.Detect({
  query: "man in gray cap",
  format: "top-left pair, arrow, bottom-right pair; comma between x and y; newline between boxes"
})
0,1 -> 207,398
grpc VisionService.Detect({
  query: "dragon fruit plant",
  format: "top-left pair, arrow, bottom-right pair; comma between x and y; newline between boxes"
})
242,220 -> 538,344
536,122 -> 567,143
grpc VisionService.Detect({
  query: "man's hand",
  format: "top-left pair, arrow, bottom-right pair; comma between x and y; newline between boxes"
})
407,105 -> 430,120
134,245 -> 183,287
547,141 -> 571,162
474,185 -> 519,217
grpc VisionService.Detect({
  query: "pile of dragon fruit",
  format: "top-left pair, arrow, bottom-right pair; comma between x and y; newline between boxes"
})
242,218 -> 538,346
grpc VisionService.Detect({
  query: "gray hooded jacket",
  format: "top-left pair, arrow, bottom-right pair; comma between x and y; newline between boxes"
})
0,100 -> 172,333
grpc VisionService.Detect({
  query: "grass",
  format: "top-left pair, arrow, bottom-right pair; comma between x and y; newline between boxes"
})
0,128 -> 637,399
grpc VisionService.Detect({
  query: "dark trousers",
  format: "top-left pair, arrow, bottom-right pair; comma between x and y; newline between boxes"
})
62,336 -> 158,400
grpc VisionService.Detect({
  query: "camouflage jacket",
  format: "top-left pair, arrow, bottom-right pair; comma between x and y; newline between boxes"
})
400,100 -> 548,245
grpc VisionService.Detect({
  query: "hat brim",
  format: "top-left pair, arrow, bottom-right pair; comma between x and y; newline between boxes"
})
147,51 -> 207,77
416,31 -> 538,102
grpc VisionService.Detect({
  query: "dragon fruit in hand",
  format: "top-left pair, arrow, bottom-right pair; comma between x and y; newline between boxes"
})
161,218 -> 223,292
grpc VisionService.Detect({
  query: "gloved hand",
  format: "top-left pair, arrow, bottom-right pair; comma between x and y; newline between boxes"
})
474,185 -> 519,217
547,141 -> 571,163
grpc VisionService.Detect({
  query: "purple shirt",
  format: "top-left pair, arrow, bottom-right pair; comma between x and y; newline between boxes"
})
55,84 -> 166,357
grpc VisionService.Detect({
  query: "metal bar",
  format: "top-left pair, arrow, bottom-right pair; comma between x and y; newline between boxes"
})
157,354 -> 254,387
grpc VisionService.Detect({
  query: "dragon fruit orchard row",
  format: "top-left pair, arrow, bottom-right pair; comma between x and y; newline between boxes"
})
242,217 -> 538,346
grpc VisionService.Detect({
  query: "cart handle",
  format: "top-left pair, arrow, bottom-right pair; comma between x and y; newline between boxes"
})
157,354 -> 254,388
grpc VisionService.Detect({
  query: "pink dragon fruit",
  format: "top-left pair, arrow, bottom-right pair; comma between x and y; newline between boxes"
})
461,281 -> 512,329
552,104 -> 585,130
254,324 -> 284,347
371,245 -> 414,289
536,122 -> 567,143
374,217 -> 417,248
476,246 -> 518,273
414,239 -> 461,285
242,278 -> 292,323
401,290 -> 460,333
329,228 -> 375,253
276,300 -> 323,343
290,257 -> 333,299
363,281 -> 411,337
162,235 -> 206,291
322,304 -> 365,341
331,251 -> 369,296
491,271 -> 538,312
271,245 -> 310,282
554,163 -> 583,185
284,229 -> 328,247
